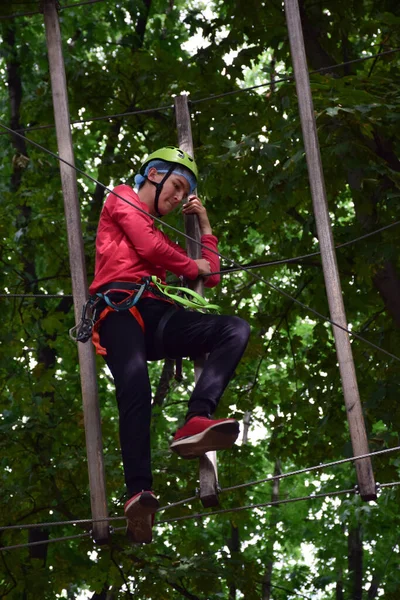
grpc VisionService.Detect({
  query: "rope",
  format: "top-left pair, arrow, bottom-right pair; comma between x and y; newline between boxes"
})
1,122 -> 399,365
1,47 -> 398,135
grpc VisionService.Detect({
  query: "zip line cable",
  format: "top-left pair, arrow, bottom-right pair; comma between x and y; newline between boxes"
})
1,448 -> 399,536
1,47 -> 399,137
2,217 -> 400,297
3,482 -> 400,552
1,121 -> 399,364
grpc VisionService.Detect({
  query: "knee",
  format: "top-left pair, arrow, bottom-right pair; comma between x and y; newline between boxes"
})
225,316 -> 251,346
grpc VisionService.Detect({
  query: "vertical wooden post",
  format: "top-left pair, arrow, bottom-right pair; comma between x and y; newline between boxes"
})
43,0 -> 109,540
174,94 -> 219,508
284,0 -> 376,500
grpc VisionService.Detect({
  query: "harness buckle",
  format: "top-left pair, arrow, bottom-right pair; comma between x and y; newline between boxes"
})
69,298 -> 99,343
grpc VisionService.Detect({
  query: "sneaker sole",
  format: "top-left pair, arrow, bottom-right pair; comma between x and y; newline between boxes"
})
170,421 -> 240,459
125,492 -> 159,544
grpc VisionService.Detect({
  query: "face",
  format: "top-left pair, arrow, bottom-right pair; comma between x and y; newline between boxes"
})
149,169 -> 190,215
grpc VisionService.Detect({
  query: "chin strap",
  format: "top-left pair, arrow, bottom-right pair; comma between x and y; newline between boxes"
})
146,164 -> 176,217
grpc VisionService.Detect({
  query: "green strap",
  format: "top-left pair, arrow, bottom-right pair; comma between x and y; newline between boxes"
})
150,276 -> 221,312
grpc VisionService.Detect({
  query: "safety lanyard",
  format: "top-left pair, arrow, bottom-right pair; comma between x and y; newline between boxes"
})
150,276 -> 221,312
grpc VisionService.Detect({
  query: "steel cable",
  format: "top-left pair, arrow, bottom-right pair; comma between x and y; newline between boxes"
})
1,451 -> 399,537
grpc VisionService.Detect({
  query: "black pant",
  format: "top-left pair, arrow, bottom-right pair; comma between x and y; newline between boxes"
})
99,298 -> 250,496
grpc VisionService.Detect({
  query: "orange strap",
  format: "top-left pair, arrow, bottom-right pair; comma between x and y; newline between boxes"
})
91,305 -> 145,356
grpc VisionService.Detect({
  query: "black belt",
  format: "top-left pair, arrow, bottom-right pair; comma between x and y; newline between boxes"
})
96,281 -> 143,293
95,279 -> 170,302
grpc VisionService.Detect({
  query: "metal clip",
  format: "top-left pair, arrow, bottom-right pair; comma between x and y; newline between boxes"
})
69,299 -> 96,343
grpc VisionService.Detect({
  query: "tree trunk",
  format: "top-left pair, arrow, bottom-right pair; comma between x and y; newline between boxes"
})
347,525 -> 363,600
262,459 -> 281,600
298,0 -> 400,333
228,523 -> 240,600
336,568 -> 344,600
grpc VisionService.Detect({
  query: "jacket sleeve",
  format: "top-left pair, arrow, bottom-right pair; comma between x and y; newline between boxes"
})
160,232 -> 221,288
200,234 -> 220,288
108,185 -> 199,280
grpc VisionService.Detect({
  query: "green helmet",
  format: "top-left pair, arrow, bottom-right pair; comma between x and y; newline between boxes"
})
140,146 -> 198,180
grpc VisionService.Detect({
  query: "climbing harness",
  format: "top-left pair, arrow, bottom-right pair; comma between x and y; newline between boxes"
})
69,280 -> 149,345
69,276 -> 221,358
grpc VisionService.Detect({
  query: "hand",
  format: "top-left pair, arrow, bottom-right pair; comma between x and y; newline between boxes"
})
182,195 -> 212,235
194,258 -> 211,276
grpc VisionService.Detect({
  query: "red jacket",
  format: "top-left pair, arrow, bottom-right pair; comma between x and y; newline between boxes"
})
89,185 -> 220,295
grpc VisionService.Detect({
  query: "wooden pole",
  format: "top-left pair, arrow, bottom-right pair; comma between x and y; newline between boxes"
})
284,0 -> 376,500
43,0 -> 109,540
174,94 -> 219,508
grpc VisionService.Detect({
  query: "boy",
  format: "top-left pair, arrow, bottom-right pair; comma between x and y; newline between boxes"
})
89,147 -> 250,542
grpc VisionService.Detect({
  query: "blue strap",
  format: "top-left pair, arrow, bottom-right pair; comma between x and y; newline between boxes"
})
95,281 -> 148,311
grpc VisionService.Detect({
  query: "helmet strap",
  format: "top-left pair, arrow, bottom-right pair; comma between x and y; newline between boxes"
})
146,164 -> 176,217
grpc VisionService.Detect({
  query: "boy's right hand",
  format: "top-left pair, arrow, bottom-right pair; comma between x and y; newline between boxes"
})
194,259 -> 211,276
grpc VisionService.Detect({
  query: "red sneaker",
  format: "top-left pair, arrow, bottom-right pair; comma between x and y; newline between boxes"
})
124,491 -> 159,544
170,416 -> 240,459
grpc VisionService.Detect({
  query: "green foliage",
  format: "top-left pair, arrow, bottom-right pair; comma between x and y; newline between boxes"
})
1,0 -> 400,598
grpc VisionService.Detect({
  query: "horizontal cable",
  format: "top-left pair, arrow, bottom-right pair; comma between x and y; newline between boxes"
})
1,121 -> 400,364
0,494 -> 199,532
2,218 -> 400,297
2,455 -> 399,536
211,218 -> 400,276
3,483 -> 395,551
0,293 -> 73,298
190,47 -> 400,105
221,445 -> 400,495
157,488 -> 355,525
4,479 -> 399,553
1,48 -> 398,137
0,0 -> 104,20
0,531 -> 92,552
379,481 -> 400,489
0,515 -> 122,532
0,104 -> 174,137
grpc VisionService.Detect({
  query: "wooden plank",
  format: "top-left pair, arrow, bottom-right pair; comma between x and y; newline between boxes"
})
284,0 -> 376,500
174,94 -> 219,507
43,0 -> 110,540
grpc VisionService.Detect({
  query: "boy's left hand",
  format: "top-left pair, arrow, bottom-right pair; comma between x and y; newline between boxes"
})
182,195 -> 212,235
